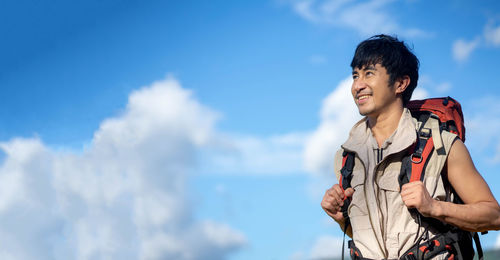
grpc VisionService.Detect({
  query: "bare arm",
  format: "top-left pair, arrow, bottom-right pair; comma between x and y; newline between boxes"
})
401,139 -> 500,232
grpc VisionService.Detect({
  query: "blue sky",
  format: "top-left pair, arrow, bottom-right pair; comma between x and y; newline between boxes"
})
1,0 -> 500,259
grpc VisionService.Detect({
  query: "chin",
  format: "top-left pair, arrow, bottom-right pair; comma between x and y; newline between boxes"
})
356,107 -> 368,115
357,108 -> 373,117
358,111 -> 369,116
356,103 -> 375,116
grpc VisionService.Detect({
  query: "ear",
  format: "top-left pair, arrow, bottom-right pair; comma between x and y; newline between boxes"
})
394,75 -> 410,94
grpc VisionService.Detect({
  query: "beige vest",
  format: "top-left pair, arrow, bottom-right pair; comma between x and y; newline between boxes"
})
334,108 -> 457,259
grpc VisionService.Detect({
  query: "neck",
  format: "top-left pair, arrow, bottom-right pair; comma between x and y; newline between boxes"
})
367,102 -> 404,147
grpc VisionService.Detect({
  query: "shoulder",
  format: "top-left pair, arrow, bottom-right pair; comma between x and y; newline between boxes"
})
445,138 -> 480,191
446,138 -> 471,165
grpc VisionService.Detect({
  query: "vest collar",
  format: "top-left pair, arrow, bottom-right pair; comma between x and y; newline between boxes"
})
342,108 -> 417,159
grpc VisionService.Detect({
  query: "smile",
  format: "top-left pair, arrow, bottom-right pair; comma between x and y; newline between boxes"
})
357,95 -> 370,100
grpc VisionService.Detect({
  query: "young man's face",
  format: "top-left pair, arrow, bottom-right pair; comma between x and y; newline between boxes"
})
351,63 -> 398,117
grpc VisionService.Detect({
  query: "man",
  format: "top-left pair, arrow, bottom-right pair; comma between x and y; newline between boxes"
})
321,34 -> 500,259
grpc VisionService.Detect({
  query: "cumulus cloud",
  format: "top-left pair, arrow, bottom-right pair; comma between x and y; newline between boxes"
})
309,235 -> 347,259
287,0 -> 427,37
411,87 -> 429,100
0,76 -> 246,259
452,38 -> 480,62
304,77 -> 360,175
289,235 -> 346,260
495,233 -> 500,249
484,21 -> 500,46
451,20 -> 500,62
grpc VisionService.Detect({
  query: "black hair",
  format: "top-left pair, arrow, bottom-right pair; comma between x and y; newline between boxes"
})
350,34 -> 419,106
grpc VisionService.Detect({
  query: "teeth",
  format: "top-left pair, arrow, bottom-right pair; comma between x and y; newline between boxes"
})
358,95 -> 369,100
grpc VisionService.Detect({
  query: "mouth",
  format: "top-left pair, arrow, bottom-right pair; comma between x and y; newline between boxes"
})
356,92 -> 372,101
357,95 -> 370,101
355,94 -> 371,106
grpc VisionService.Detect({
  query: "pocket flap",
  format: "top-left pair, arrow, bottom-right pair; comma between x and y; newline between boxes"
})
377,169 -> 400,192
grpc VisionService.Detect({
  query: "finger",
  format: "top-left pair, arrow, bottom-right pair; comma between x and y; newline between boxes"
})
344,187 -> 355,197
322,195 -> 335,205
321,199 -> 337,211
331,185 -> 347,205
332,184 -> 345,197
402,181 -> 424,189
401,182 -> 424,195
325,188 -> 339,200
323,193 -> 341,206
400,185 -> 413,196
401,196 -> 416,208
324,192 -> 340,208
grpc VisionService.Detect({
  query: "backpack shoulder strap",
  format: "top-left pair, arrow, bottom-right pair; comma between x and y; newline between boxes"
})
340,151 -> 355,190
399,114 -> 438,189
339,150 -> 355,219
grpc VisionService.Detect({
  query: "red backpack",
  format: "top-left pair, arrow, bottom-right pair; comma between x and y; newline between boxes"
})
407,97 -> 465,141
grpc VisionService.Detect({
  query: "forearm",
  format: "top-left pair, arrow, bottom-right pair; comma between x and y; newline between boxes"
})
336,219 -> 353,238
431,200 -> 500,232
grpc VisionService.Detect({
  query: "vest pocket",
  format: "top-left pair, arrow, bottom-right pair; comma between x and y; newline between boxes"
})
349,170 -> 370,231
377,168 -> 401,192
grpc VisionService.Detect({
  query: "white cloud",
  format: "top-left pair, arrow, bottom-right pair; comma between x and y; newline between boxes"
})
289,251 -> 306,260
452,38 -> 480,62
495,233 -> 500,250
484,21 -> 500,46
410,87 -> 429,100
304,77 -> 360,175
309,235 -> 347,259
0,76 -> 246,259
290,235 -> 346,260
451,20 -> 500,62
288,0 -> 427,37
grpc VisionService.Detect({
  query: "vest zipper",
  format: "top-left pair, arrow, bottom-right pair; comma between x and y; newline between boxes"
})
376,148 -> 383,164
341,148 -> 387,258
374,148 -> 388,258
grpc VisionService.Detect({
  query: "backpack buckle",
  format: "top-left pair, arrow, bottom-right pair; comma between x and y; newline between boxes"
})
411,153 -> 423,164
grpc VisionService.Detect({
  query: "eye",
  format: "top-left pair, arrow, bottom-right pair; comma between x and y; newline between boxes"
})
352,74 -> 359,80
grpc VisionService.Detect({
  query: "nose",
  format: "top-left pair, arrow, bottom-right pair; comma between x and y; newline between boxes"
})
352,77 -> 367,93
